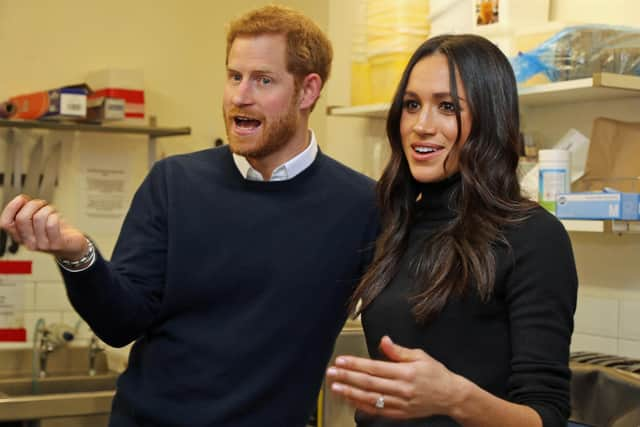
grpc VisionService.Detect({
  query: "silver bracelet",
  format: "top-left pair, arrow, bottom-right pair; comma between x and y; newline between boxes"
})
56,238 -> 95,269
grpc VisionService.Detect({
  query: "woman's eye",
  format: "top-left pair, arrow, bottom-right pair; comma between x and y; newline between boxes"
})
440,101 -> 458,113
403,99 -> 420,112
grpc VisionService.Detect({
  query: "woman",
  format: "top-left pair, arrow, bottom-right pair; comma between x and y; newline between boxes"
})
326,34 -> 578,427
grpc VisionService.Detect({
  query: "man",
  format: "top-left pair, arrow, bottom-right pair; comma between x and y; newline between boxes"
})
0,5 -> 378,427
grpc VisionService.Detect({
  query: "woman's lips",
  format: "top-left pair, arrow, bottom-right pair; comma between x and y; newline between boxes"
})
410,143 -> 444,160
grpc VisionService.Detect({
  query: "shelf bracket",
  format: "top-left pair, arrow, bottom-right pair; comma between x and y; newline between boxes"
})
148,116 -> 157,170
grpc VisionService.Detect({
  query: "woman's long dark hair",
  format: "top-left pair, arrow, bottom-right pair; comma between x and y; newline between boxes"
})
351,34 -> 536,323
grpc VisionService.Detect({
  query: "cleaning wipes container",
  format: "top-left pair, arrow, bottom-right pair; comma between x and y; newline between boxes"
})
538,149 -> 571,214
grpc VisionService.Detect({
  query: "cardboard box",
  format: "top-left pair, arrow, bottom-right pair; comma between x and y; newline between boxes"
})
86,96 -> 126,122
9,84 -> 89,120
89,88 -> 143,119
573,118 -> 640,193
87,69 -> 144,119
556,191 -> 640,220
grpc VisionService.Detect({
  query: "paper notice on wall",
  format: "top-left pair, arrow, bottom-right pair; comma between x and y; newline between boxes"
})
84,167 -> 128,218
77,140 -> 133,233
0,282 -> 24,328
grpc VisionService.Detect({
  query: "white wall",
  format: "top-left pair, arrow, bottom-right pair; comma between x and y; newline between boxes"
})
550,0 -> 640,26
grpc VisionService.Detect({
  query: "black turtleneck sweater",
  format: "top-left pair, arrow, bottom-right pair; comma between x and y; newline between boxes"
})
360,174 -> 578,427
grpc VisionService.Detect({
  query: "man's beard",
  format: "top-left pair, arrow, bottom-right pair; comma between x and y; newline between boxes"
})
224,99 -> 299,159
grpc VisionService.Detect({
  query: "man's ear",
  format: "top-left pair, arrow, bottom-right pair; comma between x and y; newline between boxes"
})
298,73 -> 322,110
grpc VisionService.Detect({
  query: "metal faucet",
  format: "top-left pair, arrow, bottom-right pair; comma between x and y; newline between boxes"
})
88,335 -> 104,376
38,332 -> 56,378
33,319 -> 75,378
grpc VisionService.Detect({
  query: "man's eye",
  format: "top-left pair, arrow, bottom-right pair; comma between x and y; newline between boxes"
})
260,77 -> 272,85
403,99 -> 420,112
229,73 -> 242,82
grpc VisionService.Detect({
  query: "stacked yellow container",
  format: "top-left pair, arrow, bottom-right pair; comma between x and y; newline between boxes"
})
350,0 -> 371,106
351,0 -> 430,105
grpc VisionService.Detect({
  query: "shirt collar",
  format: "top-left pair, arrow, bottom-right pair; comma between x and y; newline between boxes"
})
232,130 -> 318,181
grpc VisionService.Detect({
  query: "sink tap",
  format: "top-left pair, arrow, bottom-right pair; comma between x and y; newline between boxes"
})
38,335 -> 56,378
88,335 -> 104,376
33,320 -> 75,378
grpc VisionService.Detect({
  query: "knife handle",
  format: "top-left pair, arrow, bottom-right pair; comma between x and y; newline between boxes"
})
8,238 -> 19,254
0,101 -> 15,118
0,230 -> 7,257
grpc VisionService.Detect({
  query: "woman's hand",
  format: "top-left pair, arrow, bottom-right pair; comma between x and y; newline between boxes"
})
326,335 -> 465,420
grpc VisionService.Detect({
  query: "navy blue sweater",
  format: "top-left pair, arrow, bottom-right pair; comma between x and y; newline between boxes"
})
61,146 -> 378,427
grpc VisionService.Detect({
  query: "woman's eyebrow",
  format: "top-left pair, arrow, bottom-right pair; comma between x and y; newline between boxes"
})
404,89 -> 467,103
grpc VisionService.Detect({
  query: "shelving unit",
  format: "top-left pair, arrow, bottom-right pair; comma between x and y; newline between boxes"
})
518,72 -> 640,106
0,117 -> 191,169
326,73 -> 640,234
327,72 -> 640,119
326,103 -> 389,119
560,220 -> 640,233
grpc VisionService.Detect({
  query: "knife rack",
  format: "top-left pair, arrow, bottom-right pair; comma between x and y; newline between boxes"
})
0,116 -> 191,171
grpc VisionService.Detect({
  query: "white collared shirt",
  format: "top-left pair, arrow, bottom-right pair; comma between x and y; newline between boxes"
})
232,130 -> 318,181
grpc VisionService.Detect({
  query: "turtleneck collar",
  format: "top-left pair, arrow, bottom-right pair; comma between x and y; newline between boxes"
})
414,173 -> 461,222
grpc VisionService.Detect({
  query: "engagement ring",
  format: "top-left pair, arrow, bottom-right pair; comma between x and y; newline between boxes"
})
375,395 -> 385,409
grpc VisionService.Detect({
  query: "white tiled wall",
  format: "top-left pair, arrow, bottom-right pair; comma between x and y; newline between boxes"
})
0,272 -> 92,349
620,300 -> 640,341
571,333 -> 618,355
571,287 -> 640,359
573,295 -> 619,338
619,340 -> 640,359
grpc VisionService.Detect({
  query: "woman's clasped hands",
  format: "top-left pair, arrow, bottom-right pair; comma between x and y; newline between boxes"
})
326,335 -> 466,420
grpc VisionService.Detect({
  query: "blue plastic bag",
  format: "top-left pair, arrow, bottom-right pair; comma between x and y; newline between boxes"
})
510,24 -> 640,84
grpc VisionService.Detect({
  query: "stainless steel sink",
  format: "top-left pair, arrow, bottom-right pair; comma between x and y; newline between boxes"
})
0,347 -> 119,422
0,372 -> 118,396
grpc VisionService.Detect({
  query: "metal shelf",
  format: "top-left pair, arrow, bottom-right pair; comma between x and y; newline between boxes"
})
0,118 -> 191,138
560,220 -> 606,233
326,72 -> 640,119
518,72 -> 640,107
561,219 -> 640,234
0,117 -> 191,169
326,103 -> 389,119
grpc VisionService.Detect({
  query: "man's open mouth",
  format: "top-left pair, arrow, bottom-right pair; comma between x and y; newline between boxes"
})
234,116 -> 262,129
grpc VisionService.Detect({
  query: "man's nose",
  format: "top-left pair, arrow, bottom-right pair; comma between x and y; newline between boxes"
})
231,80 -> 254,106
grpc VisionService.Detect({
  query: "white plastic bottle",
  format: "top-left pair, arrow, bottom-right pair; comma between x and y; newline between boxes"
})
538,149 -> 571,214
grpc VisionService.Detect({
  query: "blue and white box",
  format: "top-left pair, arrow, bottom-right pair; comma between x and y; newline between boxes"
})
556,190 -> 640,220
